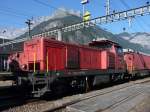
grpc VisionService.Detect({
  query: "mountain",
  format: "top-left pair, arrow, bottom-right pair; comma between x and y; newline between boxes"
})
0,27 -> 27,40
0,8 -> 150,54
117,32 -> 150,51
0,13 -> 61,40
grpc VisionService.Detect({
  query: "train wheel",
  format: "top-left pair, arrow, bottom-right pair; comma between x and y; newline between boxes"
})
83,76 -> 94,93
51,79 -> 69,97
110,74 -> 114,83
85,77 -> 90,92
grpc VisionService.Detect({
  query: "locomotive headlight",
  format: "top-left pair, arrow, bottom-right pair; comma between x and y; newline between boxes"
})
21,64 -> 27,70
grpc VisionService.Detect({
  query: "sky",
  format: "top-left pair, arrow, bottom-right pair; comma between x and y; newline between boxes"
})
0,0 -> 150,34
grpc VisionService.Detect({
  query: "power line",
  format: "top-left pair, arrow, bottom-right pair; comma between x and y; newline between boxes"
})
0,6 -> 36,17
0,6 -> 34,19
0,8 -> 31,18
33,0 -> 75,15
137,1 -> 150,29
121,0 -> 150,30
0,10 -> 27,19
119,0 -> 146,31
0,10 -> 31,28
120,0 -> 130,9
0,5 -> 37,19
135,17 -> 149,31
33,0 -> 61,10
33,0 -> 51,7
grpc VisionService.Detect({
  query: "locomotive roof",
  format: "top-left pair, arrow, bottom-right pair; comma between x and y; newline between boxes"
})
89,39 -> 121,47
24,37 -> 105,51
24,37 -> 122,50
25,36 -> 86,46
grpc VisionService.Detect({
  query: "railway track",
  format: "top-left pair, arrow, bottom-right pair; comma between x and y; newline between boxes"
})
2,77 -> 150,112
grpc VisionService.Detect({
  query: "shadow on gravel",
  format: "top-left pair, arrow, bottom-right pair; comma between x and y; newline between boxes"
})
0,86 -> 32,111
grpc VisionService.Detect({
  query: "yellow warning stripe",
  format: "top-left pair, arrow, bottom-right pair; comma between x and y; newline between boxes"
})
46,52 -> 49,73
33,52 -> 36,73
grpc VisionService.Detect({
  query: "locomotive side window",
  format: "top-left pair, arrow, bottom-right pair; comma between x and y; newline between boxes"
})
90,43 -> 112,49
116,47 -> 123,55
29,62 -> 40,71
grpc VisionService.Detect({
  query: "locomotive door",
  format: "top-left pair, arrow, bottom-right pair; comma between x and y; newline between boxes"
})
67,46 -> 79,69
46,47 -> 65,71
126,54 -> 134,73
27,43 -> 40,71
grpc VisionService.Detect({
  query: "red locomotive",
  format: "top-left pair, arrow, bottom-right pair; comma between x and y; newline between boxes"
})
8,37 -> 150,97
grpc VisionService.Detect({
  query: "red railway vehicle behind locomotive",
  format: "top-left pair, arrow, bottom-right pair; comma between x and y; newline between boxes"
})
8,36 -> 150,97
124,51 -> 150,77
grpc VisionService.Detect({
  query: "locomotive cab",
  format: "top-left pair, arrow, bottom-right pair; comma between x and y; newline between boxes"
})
89,40 -> 121,51
89,40 -> 125,70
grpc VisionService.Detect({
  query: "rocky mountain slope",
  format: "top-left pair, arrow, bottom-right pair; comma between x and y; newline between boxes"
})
117,32 -> 150,50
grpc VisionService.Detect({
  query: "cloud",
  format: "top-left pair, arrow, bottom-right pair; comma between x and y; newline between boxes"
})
0,8 -> 81,39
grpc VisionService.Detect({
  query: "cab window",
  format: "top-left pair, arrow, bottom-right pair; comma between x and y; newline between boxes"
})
90,43 -> 112,49
116,46 -> 123,54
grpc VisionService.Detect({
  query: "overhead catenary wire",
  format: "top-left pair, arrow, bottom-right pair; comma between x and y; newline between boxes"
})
119,0 -> 148,31
0,8 -> 31,18
0,4 -> 37,20
33,0 -> 81,19
33,0 -> 71,14
109,0 -> 150,32
0,10 -> 27,19
120,0 -> 133,28
33,0 -> 51,8
136,1 -> 150,30
134,17 -> 148,32
120,0 -> 130,9
0,10 -> 27,28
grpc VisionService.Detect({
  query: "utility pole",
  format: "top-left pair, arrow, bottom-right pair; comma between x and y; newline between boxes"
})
128,17 -> 132,28
25,19 -> 33,39
82,3 -> 85,17
81,0 -> 89,19
106,0 -> 110,15
57,30 -> 62,41
2,30 -> 6,46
